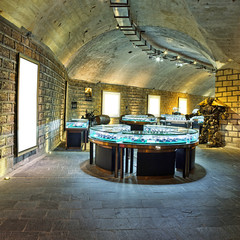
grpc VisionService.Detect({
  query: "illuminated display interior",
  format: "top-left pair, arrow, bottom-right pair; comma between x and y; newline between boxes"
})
89,124 -> 199,144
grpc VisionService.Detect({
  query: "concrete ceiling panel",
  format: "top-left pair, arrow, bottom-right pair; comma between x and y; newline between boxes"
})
1,0 -> 239,96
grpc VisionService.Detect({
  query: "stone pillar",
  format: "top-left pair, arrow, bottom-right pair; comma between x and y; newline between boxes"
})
215,69 -> 240,148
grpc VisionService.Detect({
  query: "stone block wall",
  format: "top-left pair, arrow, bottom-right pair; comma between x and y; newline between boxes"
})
0,17 -> 67,177
215,69 -> 240,148
67,79 -> 206,124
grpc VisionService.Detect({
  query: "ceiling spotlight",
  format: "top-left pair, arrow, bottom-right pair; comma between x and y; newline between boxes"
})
177,56 -> 181,60
193,60 -> 197,65
156,57 -> 163,62
163,50 -> 168,55
132,43 -> 137,48
176,62 -> 183,67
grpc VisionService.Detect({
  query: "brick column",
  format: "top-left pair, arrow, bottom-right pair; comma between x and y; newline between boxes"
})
215,69 -> 240,148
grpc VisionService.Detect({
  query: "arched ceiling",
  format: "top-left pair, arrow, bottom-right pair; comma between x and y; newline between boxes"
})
1,0 -> 240,96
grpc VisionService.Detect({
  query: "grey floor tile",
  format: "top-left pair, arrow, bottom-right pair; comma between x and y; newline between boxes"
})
92,208 -> 115,219
0,219 -> 28,232
38,232 -> 69,240
51,219 -> 80,231
36,200 -> 59,209
20,209 -> 47,219
45,209 -> 70,219
0,145 -> 240,239
24,219 -> 53,232
0,232 -> 39,240
71,209 -> 93,219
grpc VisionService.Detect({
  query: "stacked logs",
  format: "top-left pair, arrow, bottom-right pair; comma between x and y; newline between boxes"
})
198,98 -> 229,147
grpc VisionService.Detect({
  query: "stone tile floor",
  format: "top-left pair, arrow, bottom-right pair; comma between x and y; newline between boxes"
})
0,145 -> 240,239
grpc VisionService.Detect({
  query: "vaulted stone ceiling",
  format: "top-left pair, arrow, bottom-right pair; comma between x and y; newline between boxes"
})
1,0 -> 239,96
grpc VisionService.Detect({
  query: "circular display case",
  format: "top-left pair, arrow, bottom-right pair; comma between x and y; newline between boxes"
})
89,124 -> 199,145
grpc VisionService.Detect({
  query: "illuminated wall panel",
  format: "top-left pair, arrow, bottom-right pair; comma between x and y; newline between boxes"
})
102,91 -> 120,117
178,97 -> 188,114
148,95 -> 161,117
17,54 -> 39,156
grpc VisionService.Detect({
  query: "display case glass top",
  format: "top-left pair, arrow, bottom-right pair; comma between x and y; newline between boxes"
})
190,116 -> 204,123
66,119 -> 89,129
161,114 -> 204,123
121,115 -> 157,123
89,124 -> 199,145
161,114 -> 187,121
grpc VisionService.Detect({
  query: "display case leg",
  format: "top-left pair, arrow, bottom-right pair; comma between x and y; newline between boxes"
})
115,146 -> 119,178
84,130 -> 87,150
120,148 -> 124,178
90,142 -> 93,164
130,148 -> 134,173
183,147 -> 190,178
125,148 -> 129,173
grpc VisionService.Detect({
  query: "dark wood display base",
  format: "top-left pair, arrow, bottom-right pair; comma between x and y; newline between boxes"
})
176,148 -> 195,171
129,124 -> 144,131
137,150 -> 176,176
89,138 -> 198,179
65,128 -> 88,150
95,145 -> 116,172
121,120 -> 154,131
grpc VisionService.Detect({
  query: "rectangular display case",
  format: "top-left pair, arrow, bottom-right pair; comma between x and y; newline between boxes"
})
160,114 -> 193,128
66,119 -> 89,150
66,119 -> 89,129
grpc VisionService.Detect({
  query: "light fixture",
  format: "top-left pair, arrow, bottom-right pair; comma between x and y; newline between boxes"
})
110,3 -> 216,73
85,87 -> 92,101
156,56 -> 163,62
132,43 -> 137,48
4,176 -> 10,180
176,62 -> 183,67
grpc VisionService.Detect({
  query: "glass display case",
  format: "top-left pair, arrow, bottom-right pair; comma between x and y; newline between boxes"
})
66,119 -> 89,129
89,124 -> 199,145
160,114 -> 187,121
190,116 -> 204,124
160,114 -> 193,128
65,119 -> 89,150
121,115 -> 157,123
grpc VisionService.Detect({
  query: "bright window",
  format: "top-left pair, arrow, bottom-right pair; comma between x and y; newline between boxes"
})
178,97 -> 188,114
102,91 -> 120,117
148,95 -> 161,117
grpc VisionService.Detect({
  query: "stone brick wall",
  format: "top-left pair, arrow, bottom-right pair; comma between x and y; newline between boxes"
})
67,79 -> 206,124
215,69 -> 240,148
0,17 -> 67,177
